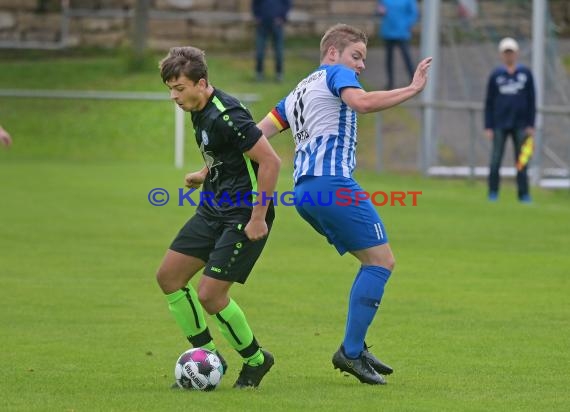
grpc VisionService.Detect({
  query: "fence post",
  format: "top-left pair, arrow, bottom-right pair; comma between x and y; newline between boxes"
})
531,0 -> 546,185
60,0 -> 70,48
175,104 -> 185,169
133,0 -> 151,59
468,108 -> 476,182
420,0 -> 441,175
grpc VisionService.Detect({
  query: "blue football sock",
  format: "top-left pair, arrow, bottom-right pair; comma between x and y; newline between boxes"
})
343,265 -> 392,359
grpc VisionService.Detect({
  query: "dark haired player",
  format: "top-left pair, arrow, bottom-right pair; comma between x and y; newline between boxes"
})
157,46 -> 281,389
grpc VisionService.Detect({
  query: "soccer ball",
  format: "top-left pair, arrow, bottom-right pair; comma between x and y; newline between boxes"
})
174,348 -> 224,391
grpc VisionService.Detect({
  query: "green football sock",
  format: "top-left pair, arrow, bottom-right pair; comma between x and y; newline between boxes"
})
166,285 -> 216,351
214,298 -> 264,366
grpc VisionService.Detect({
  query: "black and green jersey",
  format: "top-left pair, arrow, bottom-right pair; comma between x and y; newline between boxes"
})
190,88 -> 267,219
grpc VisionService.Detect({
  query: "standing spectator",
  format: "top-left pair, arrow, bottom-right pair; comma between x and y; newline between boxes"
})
484,37 -> 535,203
377,0 -> 418,89
252,0 -> 291,82
0,125 -> 12,147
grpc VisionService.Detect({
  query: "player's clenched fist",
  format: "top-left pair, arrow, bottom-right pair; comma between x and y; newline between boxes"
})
184,168 -> 207,189
244,218 -> 268,241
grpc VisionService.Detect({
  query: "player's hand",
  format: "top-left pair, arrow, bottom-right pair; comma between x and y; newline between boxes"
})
484,129 -> 493,140
0,128 -> 12,147
184,170 -> 206,189
525,127 -> 535,137
410,57 -> 432,93
244,218 -> 268,241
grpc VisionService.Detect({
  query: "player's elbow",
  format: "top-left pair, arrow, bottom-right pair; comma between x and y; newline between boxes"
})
260,151 -> 281,173
349,96 -> 375,114
355,102 -> 375,114
270,152 -> 282,171
343,89 -> 375,114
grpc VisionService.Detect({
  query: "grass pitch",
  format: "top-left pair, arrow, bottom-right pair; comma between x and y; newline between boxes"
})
1,161 -> 569,411
1,51 -> 569,412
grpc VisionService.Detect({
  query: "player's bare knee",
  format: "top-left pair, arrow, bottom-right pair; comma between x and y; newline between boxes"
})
198,286 -> 228,315
197,289 -> 216,315
366,253 -> 395,271
156,269 -> 182,294
199,299 -> 221,315
362,250 -> 395,270
379,248 -> 395,271
156,269 -> 168,291
369,257 -> 395,271
384,256 -> 396,271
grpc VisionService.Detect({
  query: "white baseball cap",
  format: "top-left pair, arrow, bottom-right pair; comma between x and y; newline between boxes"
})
498,37 -> 519,52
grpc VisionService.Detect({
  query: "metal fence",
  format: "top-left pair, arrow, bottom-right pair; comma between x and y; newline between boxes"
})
375,99 -> 570,188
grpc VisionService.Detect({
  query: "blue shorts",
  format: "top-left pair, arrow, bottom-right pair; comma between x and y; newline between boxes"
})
294,175 -> 389,255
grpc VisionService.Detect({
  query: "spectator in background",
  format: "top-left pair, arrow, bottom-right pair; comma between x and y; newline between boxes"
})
377,0 -> 418,89
252,0 -> 291,82
0,125 -> 12,147
484,37 -> 535,203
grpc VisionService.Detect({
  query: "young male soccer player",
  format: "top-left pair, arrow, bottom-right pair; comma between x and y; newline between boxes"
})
157,46 -> 281,389
256,24 -> 431,385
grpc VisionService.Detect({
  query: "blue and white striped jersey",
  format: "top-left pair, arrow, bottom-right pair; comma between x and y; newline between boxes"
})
269,64 -> 362,183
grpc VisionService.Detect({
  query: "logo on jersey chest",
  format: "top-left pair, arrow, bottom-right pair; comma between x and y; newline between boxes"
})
201,130 -> 209,145
497,73 -> 527,95
199,141 -> 223,183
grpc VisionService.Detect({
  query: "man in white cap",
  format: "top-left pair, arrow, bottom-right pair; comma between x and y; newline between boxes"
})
484,37 -> 536,203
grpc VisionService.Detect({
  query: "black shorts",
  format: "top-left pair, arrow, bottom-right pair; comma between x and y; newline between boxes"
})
169,210 -> 274,284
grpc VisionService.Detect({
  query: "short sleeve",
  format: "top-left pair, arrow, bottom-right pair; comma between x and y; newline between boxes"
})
326,65 -> 363,97
215,107 -> 263,153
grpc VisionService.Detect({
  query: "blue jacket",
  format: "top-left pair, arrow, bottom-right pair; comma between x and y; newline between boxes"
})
252,0 -> 291,23
484,64 -> 536,130
378,0 -> 418,41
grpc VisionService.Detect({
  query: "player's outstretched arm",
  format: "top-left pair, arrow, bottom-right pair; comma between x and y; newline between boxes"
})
243,136 -> 281,241
341,57 -> 432,114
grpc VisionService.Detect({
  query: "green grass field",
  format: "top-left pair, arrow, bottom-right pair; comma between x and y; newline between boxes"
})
1,51 -> 570,411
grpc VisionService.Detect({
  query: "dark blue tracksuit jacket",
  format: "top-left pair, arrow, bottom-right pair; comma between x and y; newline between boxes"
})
484,64 -> 536,130
252,0 -> 291,23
